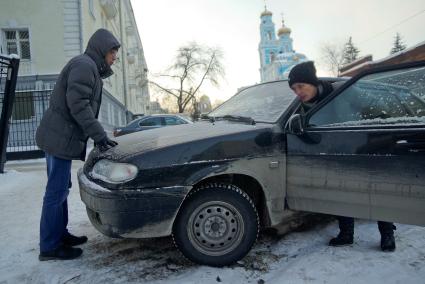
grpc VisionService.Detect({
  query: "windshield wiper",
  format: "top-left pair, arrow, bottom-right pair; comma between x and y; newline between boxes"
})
201,113 -> 216,123
219,115 -> 256,125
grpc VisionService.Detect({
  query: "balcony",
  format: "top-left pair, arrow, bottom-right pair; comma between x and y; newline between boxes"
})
138,78 -> 148,88
100,0 -> 117,19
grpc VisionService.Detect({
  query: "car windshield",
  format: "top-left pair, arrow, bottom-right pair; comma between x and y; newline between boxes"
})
209,81 -> 295,123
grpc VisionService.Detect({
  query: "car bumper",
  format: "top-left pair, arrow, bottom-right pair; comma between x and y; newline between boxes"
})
77,168 -> 191,238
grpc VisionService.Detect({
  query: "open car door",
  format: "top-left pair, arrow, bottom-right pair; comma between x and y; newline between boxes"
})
286,61 -> 425,226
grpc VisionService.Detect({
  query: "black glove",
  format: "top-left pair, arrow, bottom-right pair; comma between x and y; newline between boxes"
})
95,137 -> 118,152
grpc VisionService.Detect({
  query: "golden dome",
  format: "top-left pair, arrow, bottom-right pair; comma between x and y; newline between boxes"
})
261,9 -> 272,17
277,20 -> 291,36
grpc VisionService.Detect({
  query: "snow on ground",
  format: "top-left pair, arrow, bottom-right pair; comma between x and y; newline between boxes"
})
1,160 -> 425,284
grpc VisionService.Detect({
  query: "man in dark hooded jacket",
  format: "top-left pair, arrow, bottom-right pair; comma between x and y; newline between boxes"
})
288,61 -> 396,252
36,29 -> 120,260
288,61 -> 334,113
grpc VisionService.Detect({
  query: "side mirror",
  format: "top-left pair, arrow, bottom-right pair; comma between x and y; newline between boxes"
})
200,113 -> 209,119
286,114 -> 304,135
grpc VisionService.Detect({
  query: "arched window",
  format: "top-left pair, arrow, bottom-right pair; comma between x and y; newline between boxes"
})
267,32 -> 272,40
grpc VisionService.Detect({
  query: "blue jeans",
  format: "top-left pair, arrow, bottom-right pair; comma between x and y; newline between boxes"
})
39,154 -> 72,252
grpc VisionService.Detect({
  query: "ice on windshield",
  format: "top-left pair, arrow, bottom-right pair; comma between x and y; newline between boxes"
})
209,81 -> 295,123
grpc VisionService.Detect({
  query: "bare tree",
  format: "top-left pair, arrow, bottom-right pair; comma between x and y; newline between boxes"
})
320,42 -> 345,76
150,42 -> 224,113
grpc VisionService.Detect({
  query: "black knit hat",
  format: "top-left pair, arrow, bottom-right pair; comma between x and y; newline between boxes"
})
288,61 -> 319,87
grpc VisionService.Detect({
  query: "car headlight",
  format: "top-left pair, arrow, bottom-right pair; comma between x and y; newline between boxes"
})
91,159 -> 138,184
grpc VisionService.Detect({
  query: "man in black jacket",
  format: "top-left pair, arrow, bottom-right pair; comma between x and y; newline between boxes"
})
288,61 -> 396,252
36,29 -> 120,260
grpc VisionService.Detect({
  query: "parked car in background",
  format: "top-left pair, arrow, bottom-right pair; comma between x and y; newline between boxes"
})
79,61 -> 425,267
113,114 -> 193,137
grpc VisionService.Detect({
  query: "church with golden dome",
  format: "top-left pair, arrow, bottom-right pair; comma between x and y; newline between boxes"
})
259,7 -> 308,82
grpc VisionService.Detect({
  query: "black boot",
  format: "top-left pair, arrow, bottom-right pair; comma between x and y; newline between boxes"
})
329,232 -> 354,246
329,216 -> 354,247
39,245 -> 83,261
62,233 -> 88,247
378,221 -> 396,252
381,234 -> 396,252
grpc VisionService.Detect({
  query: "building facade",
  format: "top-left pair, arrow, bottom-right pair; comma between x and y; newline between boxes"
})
0,0 -> 150,155
258,8 -> 308,82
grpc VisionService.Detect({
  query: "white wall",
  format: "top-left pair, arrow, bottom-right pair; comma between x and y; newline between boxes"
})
0,0 -> 67,75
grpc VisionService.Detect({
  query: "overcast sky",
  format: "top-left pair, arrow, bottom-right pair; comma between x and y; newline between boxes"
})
130,0 -> 425,102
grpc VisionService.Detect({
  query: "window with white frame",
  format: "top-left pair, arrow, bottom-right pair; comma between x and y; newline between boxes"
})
3,29 -> 31,60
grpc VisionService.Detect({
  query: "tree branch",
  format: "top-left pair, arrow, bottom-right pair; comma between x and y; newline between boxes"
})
149,81 -> 179,99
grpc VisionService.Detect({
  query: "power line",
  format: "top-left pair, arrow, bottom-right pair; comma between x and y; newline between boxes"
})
359,8 -> 425,45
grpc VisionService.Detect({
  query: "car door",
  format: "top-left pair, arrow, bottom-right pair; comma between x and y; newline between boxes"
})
286,61 -> 425,226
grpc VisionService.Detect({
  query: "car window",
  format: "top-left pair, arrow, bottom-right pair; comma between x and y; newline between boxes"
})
139,117 -> 162,127
164,116 -> 184,125
177,117 -> 189,124
309,66 -> 425,127
209,81 -> 294,123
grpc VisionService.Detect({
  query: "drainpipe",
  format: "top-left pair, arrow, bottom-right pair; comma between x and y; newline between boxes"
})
118,0 -> 129,121
78,0 -> 83,53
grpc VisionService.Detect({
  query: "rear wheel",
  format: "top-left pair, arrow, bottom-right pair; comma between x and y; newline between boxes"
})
173,183 -> 259,266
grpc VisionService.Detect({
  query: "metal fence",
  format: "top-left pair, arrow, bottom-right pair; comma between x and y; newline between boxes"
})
5,82 -> 52,160
0,55 -> 20,172
2,79 -> 133,161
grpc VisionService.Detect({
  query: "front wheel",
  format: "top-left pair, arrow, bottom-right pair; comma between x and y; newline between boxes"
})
172,183 -> 259,266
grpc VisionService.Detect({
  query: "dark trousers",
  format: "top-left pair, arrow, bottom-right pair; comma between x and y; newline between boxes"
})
39,154 -> 72,252
338,216 -> 395,235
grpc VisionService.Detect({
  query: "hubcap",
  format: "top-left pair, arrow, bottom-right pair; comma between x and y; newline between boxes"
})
187,201 -> 244,256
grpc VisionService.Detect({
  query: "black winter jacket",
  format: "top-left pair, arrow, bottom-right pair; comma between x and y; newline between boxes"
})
36,29 -> 120,160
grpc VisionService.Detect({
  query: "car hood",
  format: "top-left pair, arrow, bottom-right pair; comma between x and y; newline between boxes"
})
91,121 -> 276,164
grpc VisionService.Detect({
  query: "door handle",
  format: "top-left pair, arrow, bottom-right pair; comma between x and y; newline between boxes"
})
395,139 -> 425,152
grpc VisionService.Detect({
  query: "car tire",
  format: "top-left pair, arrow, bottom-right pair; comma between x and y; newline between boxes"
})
172,183 -> 259,267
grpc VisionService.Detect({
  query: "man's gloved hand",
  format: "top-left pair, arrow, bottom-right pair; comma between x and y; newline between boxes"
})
95,137 -> 118,152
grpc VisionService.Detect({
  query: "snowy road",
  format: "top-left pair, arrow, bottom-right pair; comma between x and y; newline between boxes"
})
1,159 -> 425,284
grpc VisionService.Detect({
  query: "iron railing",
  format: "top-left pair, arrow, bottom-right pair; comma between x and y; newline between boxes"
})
0,54 -> 20,173
5,84 -> 52,160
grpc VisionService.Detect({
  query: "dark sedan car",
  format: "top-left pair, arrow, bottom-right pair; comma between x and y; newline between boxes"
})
113,114 -> 192,137
78,61 -> 425,267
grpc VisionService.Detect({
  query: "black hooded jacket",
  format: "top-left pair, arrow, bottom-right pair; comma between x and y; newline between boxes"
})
36,29 -> 120,160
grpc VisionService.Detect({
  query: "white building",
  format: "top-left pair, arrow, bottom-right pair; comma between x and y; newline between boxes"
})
0,0 -> 150,126
0,0 -> 150,153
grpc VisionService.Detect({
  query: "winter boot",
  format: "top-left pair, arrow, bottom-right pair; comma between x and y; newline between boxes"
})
329,232 -> 354,246
62,233 -> 88,247
380,234 -> 395,252
378,221 -> 396,252
329,216 -> 354,247
39,245 -> 83,261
